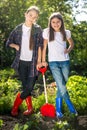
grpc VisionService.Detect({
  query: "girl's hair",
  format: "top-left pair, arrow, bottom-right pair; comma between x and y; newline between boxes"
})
26,6 -> 39,50
26,6 -> 39,15
48,12 -> 66,41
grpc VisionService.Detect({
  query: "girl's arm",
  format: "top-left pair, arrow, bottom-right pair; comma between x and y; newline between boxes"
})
42,39 -> 48,67
6,28 -> 20,51
9,43 -> 20,51
36,46 -> 42,70
64,37 -> 74,54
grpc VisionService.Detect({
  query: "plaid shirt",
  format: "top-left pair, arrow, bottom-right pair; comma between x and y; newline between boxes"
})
6,23 -> 43,77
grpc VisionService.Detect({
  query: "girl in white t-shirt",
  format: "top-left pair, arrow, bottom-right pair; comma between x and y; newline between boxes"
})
6,6 -> 43,116
42,12 -> 78,118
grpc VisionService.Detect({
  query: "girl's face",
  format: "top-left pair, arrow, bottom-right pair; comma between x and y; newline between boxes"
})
51,17 -> 62,32
25,10 -> 38,26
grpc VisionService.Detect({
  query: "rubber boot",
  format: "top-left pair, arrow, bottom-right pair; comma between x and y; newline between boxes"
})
11,92 -> 23,116
65,99 -> 78,116
56,98 -> 63,118
23,96 -> 33,115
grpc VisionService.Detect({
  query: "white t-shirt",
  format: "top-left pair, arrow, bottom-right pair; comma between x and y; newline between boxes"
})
20,24 -> 33,61
42,28 -> 71,62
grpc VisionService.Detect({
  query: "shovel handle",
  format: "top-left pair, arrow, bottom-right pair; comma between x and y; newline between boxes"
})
39,67 -> 47,75
43,74 -> 48,103
39,67 -> 48,103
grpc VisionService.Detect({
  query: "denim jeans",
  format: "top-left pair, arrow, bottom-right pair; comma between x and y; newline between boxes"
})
49,61 -> 70,100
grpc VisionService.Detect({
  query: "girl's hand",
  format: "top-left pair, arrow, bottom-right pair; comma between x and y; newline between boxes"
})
64,48 -> 69,54
9,44 -> 20,51
42,61 -> 48,67
36,62 -> 42,71
15,45 -> 20,51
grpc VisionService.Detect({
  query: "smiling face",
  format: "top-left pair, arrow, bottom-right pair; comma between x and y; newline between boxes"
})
51,17 -> 62,32
48,12 -> 65,41
25,10 -> 39,27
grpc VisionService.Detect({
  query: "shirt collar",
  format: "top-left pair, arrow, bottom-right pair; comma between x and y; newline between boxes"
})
23,24 -> 31,32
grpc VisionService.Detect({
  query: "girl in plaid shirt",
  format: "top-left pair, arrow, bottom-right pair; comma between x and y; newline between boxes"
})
6,6 -> 43,116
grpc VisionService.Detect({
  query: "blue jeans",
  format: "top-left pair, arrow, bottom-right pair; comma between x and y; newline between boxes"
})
49,61 -> 70,100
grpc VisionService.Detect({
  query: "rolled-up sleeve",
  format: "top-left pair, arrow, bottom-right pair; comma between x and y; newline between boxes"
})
66,30 -> 71,39
42,28 -> 49,40
6,29 -> 16,47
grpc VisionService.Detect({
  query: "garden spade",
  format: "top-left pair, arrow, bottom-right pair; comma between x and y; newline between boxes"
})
39,67 -> 56,118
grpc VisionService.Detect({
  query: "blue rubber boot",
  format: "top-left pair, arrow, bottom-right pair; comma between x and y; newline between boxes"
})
56,98 -> 63,118
65,99 -> 78,116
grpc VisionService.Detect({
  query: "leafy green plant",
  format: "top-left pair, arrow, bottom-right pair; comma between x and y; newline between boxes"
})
14,114 -> 41,130
0,68 -> 16,81
33,94 -> 45,112
14,123 -> 29,130
0,69 -> 21,114
66,75 -> 87,114
54,120 -> 75,130
0,119 -> 3,129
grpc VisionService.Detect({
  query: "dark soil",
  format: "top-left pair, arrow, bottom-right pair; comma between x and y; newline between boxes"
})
0,113 -> 87,130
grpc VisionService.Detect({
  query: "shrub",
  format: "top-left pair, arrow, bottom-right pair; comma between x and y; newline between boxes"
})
66,75 -> 87,114
0,119 -> 3,129
0,69 -> 21,114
